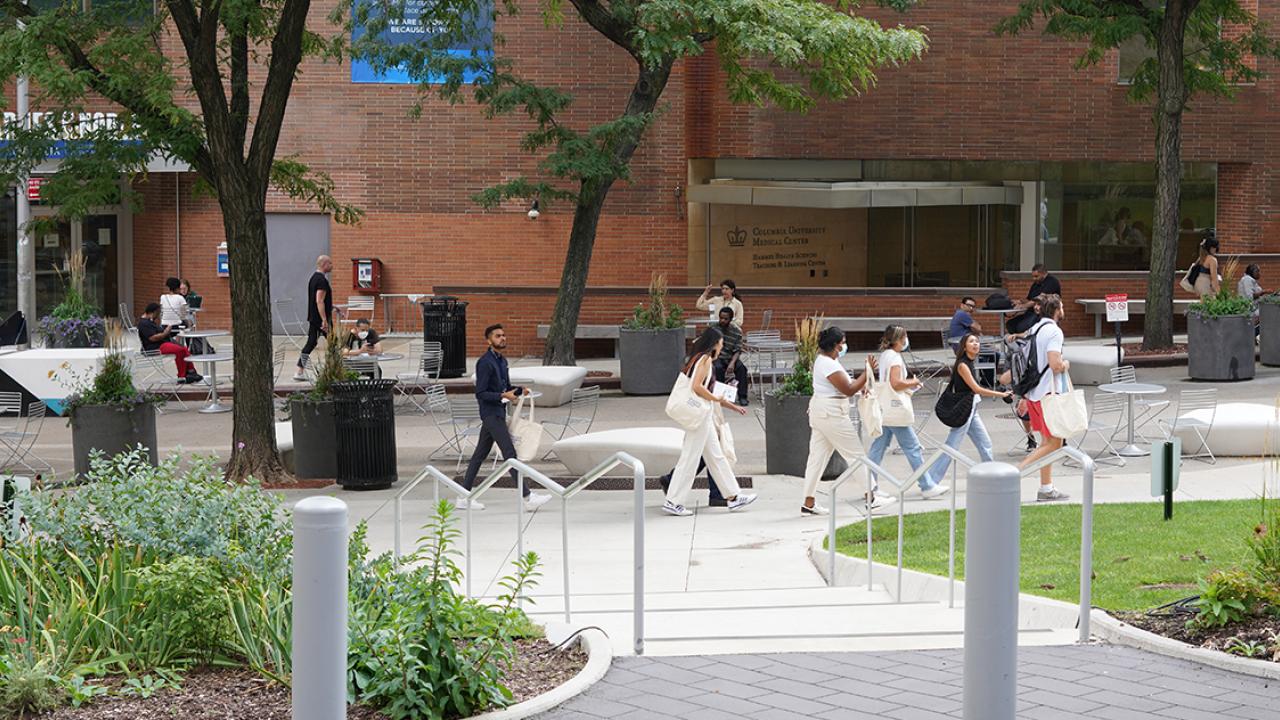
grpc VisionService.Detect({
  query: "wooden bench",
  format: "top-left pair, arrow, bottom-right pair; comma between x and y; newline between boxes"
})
536,324 -> 696,357
1075,299 -> 1196,337
819,316 -> 952,334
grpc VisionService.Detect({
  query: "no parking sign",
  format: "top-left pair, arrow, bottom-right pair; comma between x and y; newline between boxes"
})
1105,293 -> 1129,322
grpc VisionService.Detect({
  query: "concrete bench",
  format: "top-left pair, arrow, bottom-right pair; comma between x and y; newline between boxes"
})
276,422 -> 294,475
508,366 -> 588,407
1075,299 -> 1196,337
552,426 -> 684,477
1062,346 -> 1124,386
536,325 -> 696,357
820,317 -> 951,334
1169,402 -> 1270,457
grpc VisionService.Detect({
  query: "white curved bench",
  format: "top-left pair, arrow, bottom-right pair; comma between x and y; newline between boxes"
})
508,366 -> 589,407
552,427 -> 684,477
276,422 -> 295,474
1169,402 -> 1279,457
1063,346 -> 1124,386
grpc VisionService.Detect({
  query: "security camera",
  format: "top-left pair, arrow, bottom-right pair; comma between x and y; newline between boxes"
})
527,198 -> 540,221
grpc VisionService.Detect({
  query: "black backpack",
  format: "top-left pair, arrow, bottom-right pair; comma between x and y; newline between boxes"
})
1010,322 -> 1051,398
984,292 -> 1014,310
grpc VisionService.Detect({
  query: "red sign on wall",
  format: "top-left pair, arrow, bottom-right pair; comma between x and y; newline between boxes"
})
26,177 -> 45,203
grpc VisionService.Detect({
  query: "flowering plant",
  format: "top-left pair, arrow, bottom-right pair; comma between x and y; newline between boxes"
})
50,321 -> 156,418
35,251 -> 104,348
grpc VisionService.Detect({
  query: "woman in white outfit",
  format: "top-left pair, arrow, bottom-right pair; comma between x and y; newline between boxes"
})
159,276 -> 190,327
927,333 -> 1012,481
800,327 -> 888,515
866,326 -> 949,499
663,327 -> 758,517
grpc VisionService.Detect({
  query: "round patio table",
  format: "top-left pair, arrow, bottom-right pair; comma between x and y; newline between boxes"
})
1098,382 -> 1166,457
190,353 -> 234,414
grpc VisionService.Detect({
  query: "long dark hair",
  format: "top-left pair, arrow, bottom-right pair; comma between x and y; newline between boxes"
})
721,278 -> 739,300
953,332 -> 980,372
686,326 -> 724,371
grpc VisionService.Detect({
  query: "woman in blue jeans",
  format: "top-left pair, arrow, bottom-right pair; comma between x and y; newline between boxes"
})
928,333 -> 1013,481
867,326 -> 949,498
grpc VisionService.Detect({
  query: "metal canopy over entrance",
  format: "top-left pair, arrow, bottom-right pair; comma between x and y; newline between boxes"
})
688,180 -> 1025,209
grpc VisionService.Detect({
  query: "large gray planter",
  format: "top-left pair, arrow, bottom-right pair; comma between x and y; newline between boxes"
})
619,327 -> 686,396
1260,302 -> 1280,366
290,398 -> 338,479
71,403 -> 157,478
1187,311 -> 1255,381
764,392 -> 846,479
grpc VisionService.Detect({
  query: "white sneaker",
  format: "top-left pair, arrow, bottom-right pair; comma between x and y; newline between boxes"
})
727,493 -> 757,511
524,492 -> 552,512
921,484 -> 952,500
866,493 -> 898,510
456,498 -> 485,511
801,503 -> 829,516
292,371 -> 308,382
662,500 -> 693,517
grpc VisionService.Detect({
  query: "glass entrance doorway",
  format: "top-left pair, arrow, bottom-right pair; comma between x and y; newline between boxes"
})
30,209 -> 124,319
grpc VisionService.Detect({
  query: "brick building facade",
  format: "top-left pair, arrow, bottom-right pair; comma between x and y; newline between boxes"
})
5,0 -> 1278,355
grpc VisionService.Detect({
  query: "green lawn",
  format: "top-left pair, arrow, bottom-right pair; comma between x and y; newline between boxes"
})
833,500 -> 1271,611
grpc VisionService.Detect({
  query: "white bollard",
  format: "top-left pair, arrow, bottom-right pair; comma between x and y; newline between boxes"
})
962,462 -> 1021,720
292,497 -> 348,720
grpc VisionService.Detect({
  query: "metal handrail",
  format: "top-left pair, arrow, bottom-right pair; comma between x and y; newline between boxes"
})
1018,445 -> 1096,643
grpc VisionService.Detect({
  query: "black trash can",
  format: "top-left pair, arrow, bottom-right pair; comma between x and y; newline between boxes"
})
333,379 -> 399,490
422,296 -> 468,378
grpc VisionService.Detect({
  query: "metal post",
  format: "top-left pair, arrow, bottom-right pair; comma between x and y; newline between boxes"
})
963,461 -> 1021,720
516,471 -> 525,610
393,494 -> 402,564
633,461 -> 645,656
465,503 -> 473,598
866,467 -> 873,592
896,491 -> 905,600
1078,456 -> 1095,643
15,68 -> 34,342
827,481 -> 838,585
292,497 -> 348,720
948,460 -> 957,609
561,496 -> 570,622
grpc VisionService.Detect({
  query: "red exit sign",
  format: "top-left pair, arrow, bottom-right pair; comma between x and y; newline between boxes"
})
26,177 -> 46,203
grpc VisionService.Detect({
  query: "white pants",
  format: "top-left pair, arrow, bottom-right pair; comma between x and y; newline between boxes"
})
666,415 -> 741,506
802,396 -> 860,500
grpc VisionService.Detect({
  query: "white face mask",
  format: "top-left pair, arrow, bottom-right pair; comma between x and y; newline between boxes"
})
358,330 -> 369,340
837,344 -> 847,358
902,337 -> 910,351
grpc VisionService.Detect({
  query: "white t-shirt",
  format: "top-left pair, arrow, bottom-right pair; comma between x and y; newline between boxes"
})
877,349 -> 906,385
812,354 -> 850,398
1025,319 -> 1065,402
159,294 -> 188,326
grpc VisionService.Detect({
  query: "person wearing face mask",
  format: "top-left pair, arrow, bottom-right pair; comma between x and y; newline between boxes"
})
800,327 -> 884,515
343,317 -> 383,356
867,326 -> 949,499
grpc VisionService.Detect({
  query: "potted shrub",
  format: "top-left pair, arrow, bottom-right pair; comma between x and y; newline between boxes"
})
57,321 -> 158,478
764,317 -> 846,478
1259,295 -> 1280,366
37,251 -> 105,349
1188,259 -> 1255,381
619,273 -> 686,395
289,328 -> 356,480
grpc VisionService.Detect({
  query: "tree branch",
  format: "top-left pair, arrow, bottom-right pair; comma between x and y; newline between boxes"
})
567,0 -> 637,57
246,0 -> 311,188
165,0 -> 234,179
230,19 -> 250,153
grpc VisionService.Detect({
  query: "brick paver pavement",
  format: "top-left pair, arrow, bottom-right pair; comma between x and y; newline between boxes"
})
536,644 -> 1278,719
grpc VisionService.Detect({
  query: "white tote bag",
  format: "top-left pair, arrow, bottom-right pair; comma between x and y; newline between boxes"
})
1041,373 -> 1088,439
665,370 -> 711,431
508,394 -> 544,462
716,411 -> 738,466
877,358 -> 915,427
856,360 -> 884,439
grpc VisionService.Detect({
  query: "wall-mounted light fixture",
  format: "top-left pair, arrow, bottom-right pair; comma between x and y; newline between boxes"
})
674,184 -> 684,219
527,197 -> 540,221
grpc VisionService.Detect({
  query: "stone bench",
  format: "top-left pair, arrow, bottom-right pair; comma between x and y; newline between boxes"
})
1062,346 -> 1124,386
820,317 -> 951,334
1075,299 -> 1196,337
551,426 -> 684,477
508,366 -> 589,407
1169,402 -> 1271,457
536,325 -> 696,357
276,422 -> 295,475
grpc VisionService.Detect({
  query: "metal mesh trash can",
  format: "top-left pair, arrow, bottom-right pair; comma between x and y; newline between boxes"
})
333,379 -> 398,490
422,296 -> 468,378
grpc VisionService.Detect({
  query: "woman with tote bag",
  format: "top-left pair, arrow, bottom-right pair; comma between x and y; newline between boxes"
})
662,328 -> 758,517
867,326 -> 949,499
928,333 -> 1013,481
799,327 -> 886,516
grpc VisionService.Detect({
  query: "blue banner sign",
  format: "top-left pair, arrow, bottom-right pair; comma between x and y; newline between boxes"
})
350,0 -> 492,84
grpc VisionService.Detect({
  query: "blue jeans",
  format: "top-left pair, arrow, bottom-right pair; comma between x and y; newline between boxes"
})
867,425 -> 936,491
928,406 -> 994,481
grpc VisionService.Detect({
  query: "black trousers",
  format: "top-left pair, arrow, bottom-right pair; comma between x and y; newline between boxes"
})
714,357 -> 749,402
299,320 -> 324,361
462,414 -> 529,497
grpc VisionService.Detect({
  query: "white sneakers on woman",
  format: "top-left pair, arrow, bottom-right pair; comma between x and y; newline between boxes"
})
663,493 -> 757,516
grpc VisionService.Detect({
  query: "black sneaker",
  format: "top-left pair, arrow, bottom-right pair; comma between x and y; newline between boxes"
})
186,372 -> 204,384
738,397 -> 750,407
1025,436 -> 1038,452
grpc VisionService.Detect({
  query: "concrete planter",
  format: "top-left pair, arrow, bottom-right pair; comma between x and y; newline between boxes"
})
1260,302 -> 1280,366
619,327 -> 685,396
290,398 -> 338,480
1187,311 -> 1255,381
70,403 -> 157,478
764,392 -> 846,479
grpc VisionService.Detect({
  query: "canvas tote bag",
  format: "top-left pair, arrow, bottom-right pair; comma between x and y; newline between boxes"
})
877,355 -> 916,427
1041,373 -> 1088,439
856,360 -> 884,439
508,394 -> 544,462
665,361 -> 712,431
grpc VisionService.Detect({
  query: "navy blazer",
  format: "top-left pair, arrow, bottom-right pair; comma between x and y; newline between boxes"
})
475,349 -> 522,418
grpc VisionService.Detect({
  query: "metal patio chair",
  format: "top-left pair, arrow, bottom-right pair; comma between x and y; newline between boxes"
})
1158,389 -> 1218,464
396,341 -> 443,413
273,298 -> 310,352
540,386 -> 601,459
134,350 -> 189,412
1071,391 -> 1127,467
1108,365 -> 1169,441
0,402 -> 51,475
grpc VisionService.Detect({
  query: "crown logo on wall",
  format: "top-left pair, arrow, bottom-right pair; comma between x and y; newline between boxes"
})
726,226 -> 747,247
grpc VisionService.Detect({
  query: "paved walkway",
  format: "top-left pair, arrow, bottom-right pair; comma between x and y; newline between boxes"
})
535,644 -> 1279,720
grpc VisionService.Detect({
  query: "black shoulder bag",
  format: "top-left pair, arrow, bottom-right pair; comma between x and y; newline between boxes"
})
934,367 -> 975,428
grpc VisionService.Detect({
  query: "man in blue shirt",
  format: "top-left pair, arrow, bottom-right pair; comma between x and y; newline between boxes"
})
458,324 -> 552,512
947,297 -> 983,349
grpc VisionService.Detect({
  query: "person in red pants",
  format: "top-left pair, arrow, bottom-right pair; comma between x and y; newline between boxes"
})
137,303 -> 202,384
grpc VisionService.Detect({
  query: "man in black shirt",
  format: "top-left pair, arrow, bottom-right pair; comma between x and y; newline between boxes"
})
294,255 -> 334,381
137,302 -> 201,383
1011,263 -> 1062,332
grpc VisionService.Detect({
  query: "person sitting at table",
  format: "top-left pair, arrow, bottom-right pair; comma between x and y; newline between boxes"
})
138,302 -> 201,384
713,306 -> 750,406
159,277 -> 190,328
179,278 -> 203,309
342,318 -> 383,356
947,297 -> 982,349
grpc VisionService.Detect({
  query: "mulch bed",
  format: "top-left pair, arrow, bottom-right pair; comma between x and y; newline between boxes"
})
259,478 -> 334,490
1114,610 -> 1280,662
585,370 -> 613,378
39,637 -> 587,719
1120,342 -> 1188,357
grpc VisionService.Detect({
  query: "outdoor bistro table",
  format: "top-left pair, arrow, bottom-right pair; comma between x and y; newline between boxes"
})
1098,382 -> 1167,457
344,352 -> 404,379
975,307 -> 1020,336
189,353 -> 234,414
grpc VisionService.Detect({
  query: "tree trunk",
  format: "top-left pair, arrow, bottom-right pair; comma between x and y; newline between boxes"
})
1143,1 -> 1194,351
542,60 -> 675,366
219,193 -> 287,483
